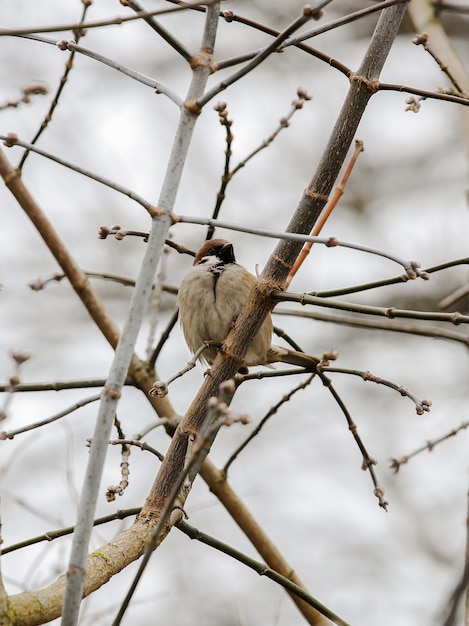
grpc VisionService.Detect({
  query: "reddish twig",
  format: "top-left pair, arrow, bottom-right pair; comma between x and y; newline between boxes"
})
286,140 -> 364,286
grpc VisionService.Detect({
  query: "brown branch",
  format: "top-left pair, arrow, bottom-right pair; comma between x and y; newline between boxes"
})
390,420 -> 469,472
124,0 -> 193,62
273,290 -> 469,325
412,32 -> 466,95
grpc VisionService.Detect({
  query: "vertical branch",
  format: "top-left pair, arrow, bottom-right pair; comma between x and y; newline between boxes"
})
61,3 -> 222,624
61,214 -> 172,626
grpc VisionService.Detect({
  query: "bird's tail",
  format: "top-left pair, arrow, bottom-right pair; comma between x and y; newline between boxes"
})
268,345 -> 320,371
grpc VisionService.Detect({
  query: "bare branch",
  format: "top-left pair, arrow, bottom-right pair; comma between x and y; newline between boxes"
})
197,5 -> 320,108
124,0 -> 193,62
18,1 -> 91,169
275,308 -> 469,349
390,420 -> 469,472
1,135 -> 154,212
0,2 -> 215,37
177,520 -> 352,626
1,508 -> 141,556
60,40 -> 183,106
0,394 -> 101,440
326,368 -> 432,415
216,0 -> 406,74
319,370 -> 388,510
103,217 -> 426,277
273,290 -> 469,325
408,0 -> 469,162
0,83 -> 48,111
223,374 -> 316,476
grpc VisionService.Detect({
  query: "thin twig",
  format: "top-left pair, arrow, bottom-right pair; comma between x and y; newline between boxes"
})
146,242 -> 171,361
124,0 -> 193,62
0,350 -> 31,422
283,0 -> 408,49
208,89 -> 312,239
197,4 -> 323,108
0,83 -> 48,111
0,2 -> 215,37
62,40 -> 183,106
318,370 -> 388,510
223,374 -> 315,476
326,367 -> 432,415
412,32 -> 466,96
29,270 -> 136,291
149,308 -> 179,369
18,1 -> 91,170
378,81 -> 469,107
98,226 -> 196,258
275,308 -> 469,349
231,88 -> 313,177
215,0 -> 405,73
177,216 -> 426,279
273,291 -> 469,325
390,420 -> 469,473
287,139 -> 364,286
97,217 -> 427,281
149,342 -> 219,398
177,520 -> 351,626
310,257 -> 469,299
108,438 -> 164,461
206,101 -> 234,240
1,508 -> 141,556
0,393 -> 101,440
0,379 -> 109,393
1,135 -> 154,212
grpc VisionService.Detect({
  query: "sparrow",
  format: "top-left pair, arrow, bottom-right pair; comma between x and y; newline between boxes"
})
177,239 -> 319,371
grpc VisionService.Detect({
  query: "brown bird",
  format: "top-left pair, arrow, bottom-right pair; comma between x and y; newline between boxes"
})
177,239 -> 319,370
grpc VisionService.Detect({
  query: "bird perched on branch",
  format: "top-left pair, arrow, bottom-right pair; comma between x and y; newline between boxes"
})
177,238 -> 319,371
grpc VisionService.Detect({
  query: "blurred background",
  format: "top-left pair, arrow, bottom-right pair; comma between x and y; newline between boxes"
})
1,1 -> 469,624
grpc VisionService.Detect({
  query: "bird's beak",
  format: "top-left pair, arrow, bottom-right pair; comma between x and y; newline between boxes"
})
219,242 -> 236,264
